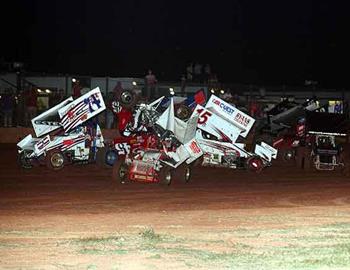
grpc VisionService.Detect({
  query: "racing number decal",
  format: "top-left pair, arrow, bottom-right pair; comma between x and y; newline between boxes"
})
115,143 -> 131,155
196,108 -> 212,124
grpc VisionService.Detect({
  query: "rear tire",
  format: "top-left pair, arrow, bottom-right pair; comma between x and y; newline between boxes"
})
339,144 -> 350,176
112,159 -> 129,186
176,105 -> 192,120
245,156 -> 264,173
296,147 -> 313,171
174,164 -> 192,184
105,149 -> 119,167
281,148 -> 295,162
95,147 -> 106,166
118,90 -> 136,109
46,150 -> 65,170
159,167 -> 173,186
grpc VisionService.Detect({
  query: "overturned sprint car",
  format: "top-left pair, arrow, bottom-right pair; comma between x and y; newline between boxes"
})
112,97 -> 202,187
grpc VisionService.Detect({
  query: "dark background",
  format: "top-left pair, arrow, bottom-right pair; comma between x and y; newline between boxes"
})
0,0 -> 348,88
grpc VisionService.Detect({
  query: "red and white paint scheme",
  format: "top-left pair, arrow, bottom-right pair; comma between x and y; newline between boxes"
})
205,95 -> 255,138
17,88 -> 106,169
192,95 -> 277,170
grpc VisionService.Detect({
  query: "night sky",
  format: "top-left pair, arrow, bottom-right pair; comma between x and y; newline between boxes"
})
1,1 -> 349,88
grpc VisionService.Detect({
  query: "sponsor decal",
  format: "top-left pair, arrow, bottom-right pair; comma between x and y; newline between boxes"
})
62,93 -> 103,131
84,94 -> 102,113
234,112 -> 251,127
36,136 -> 50,151
135,162 -> 152,174
115,142 -> 131,155
63,139 -> 74,146
212,98 -> 234,115
189,141 -> 201,154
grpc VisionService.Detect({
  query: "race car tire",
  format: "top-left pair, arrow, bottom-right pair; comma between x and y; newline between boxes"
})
279,148 -> 295,162
296,147 -> 312,171
245,156 -> 264,173
46,150 -> 65,170
191,156 -> 204,167
105,149 -> 119,167
118,90 -> 136,109
304,153 -> 313,171
341,160 -> 350,177
18,150 -> 33,169
174,164 -> 192,184
176,105 -> 192,120
159,167 -> 173,186
95,147 -> 106,166
339,144 -> 350,176
112,159 -> 129,186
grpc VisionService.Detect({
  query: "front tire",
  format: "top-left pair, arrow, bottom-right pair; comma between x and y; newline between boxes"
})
18,150 -> 33,169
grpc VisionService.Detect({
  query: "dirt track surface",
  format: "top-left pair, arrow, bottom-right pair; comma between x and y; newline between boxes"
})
1,144 -> 350,270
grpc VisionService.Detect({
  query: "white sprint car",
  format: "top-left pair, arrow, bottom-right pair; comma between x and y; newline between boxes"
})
17,87 -> 106,170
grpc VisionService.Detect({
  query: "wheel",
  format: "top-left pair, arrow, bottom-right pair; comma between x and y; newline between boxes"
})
176,105 -> 192,120
338,145 -> 350,176
105,149 -> 119,167
158,167 -> 173,186
46,150 -> 65,170
245,156 -> 264,173
191,156 -> 203,167
182,166 -> 192,183
95,147 -> 106,166
296,147 -> 312,170
340,162 -> 349,176
282,148 -> 295,162
174,164 -> 192,184
18,150 -> 33,169
118,90 -> 136,109
112,159 -> 129,186
304,153 -> 313,171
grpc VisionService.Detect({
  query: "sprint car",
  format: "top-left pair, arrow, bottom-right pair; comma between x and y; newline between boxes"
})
295,111 -> 349,172
191,95 -> 278,172
112,97 -> 202,186
17,87 -> 106,170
